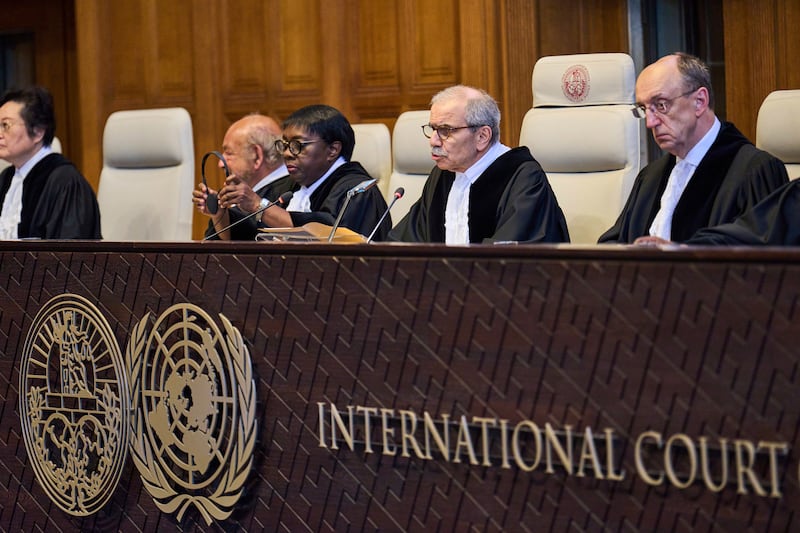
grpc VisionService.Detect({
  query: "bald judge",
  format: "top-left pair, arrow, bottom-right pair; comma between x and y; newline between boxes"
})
599,52 -> 787,244
193,113 -> 295,240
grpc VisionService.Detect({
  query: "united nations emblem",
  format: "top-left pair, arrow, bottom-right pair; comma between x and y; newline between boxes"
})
19,294 -> 129,516
561,64 -> 591,103
127,303 -> 256,524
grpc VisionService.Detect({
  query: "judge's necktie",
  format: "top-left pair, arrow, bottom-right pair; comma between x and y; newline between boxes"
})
649,159 -> 695,240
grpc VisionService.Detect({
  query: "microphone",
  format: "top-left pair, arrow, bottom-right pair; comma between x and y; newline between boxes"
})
366,187 -> 404,243
327,179 -> 378,242
203,191 -> 293,241
201,151 -> 230,215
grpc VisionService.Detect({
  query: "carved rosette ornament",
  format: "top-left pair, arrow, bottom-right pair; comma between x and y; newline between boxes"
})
126,303 -> 256,524
19,294 -> 129,516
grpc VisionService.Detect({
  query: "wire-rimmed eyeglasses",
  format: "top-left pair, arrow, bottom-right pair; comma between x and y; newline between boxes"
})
421,124 -> 483,140
631,88 -> 699,119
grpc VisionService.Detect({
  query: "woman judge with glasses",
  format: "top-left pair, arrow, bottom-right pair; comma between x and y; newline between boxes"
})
0,86 -> 101,239
598,52 -> 787,244
388,85 -> 569,244
261,104 -> 392,241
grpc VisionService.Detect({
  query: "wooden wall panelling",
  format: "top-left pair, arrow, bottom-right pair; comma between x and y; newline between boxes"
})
723,1 -> 780,142
348,0 -> 404,124
0,1 -> 75,168
150,0 -> 196,109
74,0 -> 106,191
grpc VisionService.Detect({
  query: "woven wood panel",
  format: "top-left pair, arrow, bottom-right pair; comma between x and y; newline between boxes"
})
0,243 -> 797,532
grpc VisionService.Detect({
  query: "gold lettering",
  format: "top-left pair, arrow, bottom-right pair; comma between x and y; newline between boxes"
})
635,431 -> 664,486
665,433 -> 696,489
545,423 -> 573,475
473,417 -> 497,467
423,412 -> 449,461
758,440 -> 788,499
734,439 -> 767,496
398,409 -> 426,459
380,408 -> 396,456
356,406 -> 378,454
512,420 -> 542,472
576,426 -> 603,479
317,402 -> 327,448
329,405 -> 355,451
453,415 -> 479,465
698,437 -> 727,492
605,428 -> 625,481
500,419 -> 511,469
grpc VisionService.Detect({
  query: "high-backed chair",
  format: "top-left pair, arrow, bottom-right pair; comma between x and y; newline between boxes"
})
757,89 -> 800,180
388,110 -> 432,225
352,123 -> 392,197
519,53 -> 641,244
0,136 -> 62,173
97,107 -> 194,240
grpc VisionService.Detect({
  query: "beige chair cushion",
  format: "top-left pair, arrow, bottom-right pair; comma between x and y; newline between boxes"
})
388,110 -> 432,225
98,107 -> 195,240
757,89 -> 800,180
521,53 -> 641,244
352,123 -> 392,197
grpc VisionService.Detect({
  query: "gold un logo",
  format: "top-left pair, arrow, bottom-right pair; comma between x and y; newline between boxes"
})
19,294 -> 129,516
127,303 -> 256,524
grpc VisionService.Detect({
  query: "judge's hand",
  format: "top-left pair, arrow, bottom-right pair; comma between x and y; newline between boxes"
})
218,175 -> 260,212
634,235 -> 673,246
192,182 -> 224,217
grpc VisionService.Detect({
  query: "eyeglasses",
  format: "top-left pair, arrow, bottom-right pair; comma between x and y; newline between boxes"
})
631,88 -> 699,119
274,138 -> 320,156
0,120 -> 21,134
421,124 -> 483,140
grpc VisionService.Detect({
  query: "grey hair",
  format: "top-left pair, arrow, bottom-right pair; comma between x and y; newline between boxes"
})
430,85 -> 501,145
674,52 -> 715,110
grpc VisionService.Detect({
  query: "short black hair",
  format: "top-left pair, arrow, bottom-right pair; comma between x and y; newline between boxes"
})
282,104 -> 355,161
0,86 -> 56,146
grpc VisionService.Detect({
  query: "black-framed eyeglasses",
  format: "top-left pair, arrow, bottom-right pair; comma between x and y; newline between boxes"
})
421,124 -> 483,140
632,88 -> 699,119
274,138 -> 320,156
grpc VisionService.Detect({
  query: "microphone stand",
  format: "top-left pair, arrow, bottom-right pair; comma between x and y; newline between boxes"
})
203,191 -> 293,241
366,187 -> 404,243
327,179 -> 377,243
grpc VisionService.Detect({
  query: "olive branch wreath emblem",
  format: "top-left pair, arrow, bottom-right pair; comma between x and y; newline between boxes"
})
126,305 -> 256,524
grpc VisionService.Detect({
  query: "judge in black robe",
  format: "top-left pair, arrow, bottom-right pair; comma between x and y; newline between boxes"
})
264,104 -> 392,241
204,175 -> 295,240
286,161 -> 390,239
599,53 -> 788,244
599,122 -> 788,243
389,146 -> 569,243
0,153 -> 101,239
685,179 -> 800,245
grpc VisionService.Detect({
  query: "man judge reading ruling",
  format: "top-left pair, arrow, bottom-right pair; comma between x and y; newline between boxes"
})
193,113 -> 295,240
388,85 -> 569,244
599,52 -> 788,244
261,104 -> 392,241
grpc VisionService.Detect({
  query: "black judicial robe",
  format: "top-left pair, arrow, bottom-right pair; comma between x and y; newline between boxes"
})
598,122 -> 788,244
389,146 -> 569,244
686,179 -> 800,246
204,174 -> 296,240
288,161 -> 392,241
0,153 -> 101,239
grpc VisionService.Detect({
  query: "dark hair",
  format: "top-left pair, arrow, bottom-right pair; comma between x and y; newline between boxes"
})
674,52 -> 715,110
0,86 -> 56,146
282,104 -> 355,161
